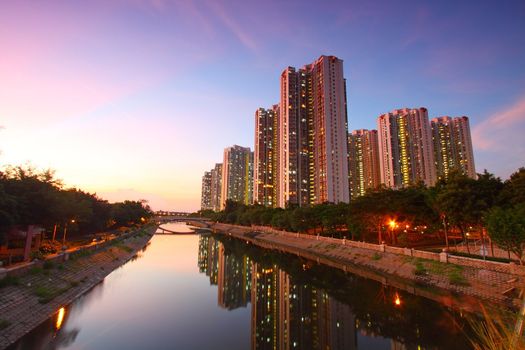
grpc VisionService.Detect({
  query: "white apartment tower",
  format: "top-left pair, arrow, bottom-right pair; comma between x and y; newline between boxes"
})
200,171 -> 212,210
377,108 -> 436,188
221,145 -> 253,209
278,55 -> 350,207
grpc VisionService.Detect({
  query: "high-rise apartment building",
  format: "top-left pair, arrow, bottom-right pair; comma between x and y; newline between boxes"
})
200,171 -> 212,210
278,55 -> 350,207
348,129 -> 381,198
221,145 -> 253,209
431,116 -> 476,179
210,163 -> 223,211
377,108 -> 436,188
254,105 -> 279,207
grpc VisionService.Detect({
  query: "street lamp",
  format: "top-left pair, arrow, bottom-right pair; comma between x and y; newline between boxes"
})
389,220 -> 396,243
62,219 -> 75,246
441,214 -> 449,250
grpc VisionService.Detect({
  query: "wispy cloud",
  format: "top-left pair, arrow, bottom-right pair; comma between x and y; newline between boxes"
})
207,1 -> 258,52
473,94 -> 525,150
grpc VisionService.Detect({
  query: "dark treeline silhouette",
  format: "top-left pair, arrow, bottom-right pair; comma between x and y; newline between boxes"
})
198,167 -> 525,263
0,165 -> 153,244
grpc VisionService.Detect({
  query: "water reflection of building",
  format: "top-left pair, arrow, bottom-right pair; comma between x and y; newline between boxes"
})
198,235 -> 209,273
199,239 -> 358,349
217,244 -> 252,310
198,235 -> 220,285
250,263 -> 357,350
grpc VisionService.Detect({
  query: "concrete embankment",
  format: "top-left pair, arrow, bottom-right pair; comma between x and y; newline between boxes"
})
0,225 -> 156,350
211,222 -> 524,311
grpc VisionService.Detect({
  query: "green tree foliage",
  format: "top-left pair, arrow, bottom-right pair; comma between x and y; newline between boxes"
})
499,167 -> 525,206
434,171 -> 503,246
486,205 -> 525,264
205,167 -> 520,250
0,165 -> 153,241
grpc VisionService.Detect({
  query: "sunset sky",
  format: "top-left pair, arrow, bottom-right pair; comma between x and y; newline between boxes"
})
1,0 -> 524,212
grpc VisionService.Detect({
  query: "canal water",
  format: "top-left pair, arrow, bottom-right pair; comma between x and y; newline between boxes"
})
9,222 -> 481,350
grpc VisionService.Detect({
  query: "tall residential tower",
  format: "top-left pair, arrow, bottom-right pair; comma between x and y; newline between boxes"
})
431,116 -> 476,179
278,55 -> 350,207
348,129 -> 381,198
254,105 -> 279,207
210,163 -> 223,211
377,107 -> 436,188
200,171 -> 212,210
221,145 -> 253,209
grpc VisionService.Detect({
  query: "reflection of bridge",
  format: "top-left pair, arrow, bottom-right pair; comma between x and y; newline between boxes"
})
157,225 -> 195,235
155,216 -> 211,234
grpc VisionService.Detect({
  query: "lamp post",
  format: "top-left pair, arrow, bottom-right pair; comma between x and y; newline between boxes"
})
62,219 -> 75,246
389,220 -> 396,243
441,214 -> 449,250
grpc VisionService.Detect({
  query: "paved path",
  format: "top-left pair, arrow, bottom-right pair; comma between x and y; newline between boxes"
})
0,226 -> 155,350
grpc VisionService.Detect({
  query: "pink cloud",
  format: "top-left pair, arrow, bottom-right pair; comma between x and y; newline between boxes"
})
472,94 -> 525,150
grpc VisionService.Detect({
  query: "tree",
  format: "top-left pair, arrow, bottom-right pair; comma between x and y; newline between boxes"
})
486,205 -> 525,264
499,167 -> 525,206
434,171 -> 503,252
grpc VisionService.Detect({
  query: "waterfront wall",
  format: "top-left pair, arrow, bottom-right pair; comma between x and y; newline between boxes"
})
249,225 -> 525,276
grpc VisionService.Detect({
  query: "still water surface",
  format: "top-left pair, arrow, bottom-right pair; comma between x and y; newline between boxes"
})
10,223 -> 479,349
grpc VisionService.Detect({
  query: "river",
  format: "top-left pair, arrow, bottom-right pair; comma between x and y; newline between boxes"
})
9,222 -> 481,349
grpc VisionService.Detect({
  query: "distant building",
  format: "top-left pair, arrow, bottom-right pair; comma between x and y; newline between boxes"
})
348,129 -> 381,198
200,171 -> 212,210
278,55 -> 350,207
221,145 -> 253,209
254,105 -> 279,207
210,163 -> 223,211
377,108 -> 436,188
431,116 -> 476,180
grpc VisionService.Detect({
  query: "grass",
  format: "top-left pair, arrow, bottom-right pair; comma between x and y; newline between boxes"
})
0,319 -> 10,330
114,243 -> 133,253
414,260 -> 428,276
70,249 -> 93,261
468,306 -> 524,350
425,260 -> 470,286
0,275 -> 20,289
372,253 -> 382,261
33,285 -> 71,304
29,266 -> 44,275
449,269 -> 470,286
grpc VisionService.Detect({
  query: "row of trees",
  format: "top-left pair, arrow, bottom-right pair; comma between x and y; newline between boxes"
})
0,165 -> 153,244
198,167 -> 525,263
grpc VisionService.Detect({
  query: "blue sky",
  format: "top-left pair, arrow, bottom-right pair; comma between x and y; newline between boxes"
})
1,0 -> 524,211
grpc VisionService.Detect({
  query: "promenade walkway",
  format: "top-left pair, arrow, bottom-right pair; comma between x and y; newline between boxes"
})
0,226 -> 155,350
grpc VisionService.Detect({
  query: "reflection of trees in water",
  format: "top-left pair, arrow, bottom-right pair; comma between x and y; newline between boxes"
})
214,235 -> 477,350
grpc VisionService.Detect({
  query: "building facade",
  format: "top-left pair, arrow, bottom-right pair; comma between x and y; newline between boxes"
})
221,145 -> 253,209
210,163 -> 223,212
278,55 -> 350,207
431,116 -> 476,180
348,129 -> 381,198
254,105 -> 279,207
200,171 -> 212,210
377,107 -> 436,188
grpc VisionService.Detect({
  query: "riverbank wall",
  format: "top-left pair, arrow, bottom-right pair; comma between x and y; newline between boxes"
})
0,225 -> 156,350
211,222 -> 524,311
